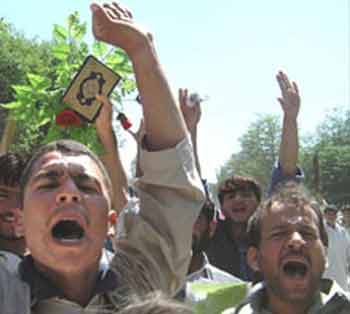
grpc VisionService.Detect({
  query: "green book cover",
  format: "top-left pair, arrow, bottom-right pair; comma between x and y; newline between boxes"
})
187,282 -> 247,314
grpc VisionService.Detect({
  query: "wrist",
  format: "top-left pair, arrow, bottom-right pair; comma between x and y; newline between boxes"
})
283,115 -> 298,124
129,37 -> 157,66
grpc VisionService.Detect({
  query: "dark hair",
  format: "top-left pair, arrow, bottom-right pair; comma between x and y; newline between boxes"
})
324,204 -> 338,213
247,182 -> 328,248
20,140 -> 112,203
0,152 -> 27,187
217,175 -> 262,205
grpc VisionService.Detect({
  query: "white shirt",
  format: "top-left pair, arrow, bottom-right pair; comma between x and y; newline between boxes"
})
323,223 -> 350,292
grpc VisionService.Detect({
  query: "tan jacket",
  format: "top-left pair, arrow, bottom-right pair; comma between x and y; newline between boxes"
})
0,136 -> 204,314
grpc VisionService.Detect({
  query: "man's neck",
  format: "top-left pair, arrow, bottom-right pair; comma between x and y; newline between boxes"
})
0,237 -> 26,256
35,261 -> 100,307
266,289 -> 313,314
188,252 -> 205,275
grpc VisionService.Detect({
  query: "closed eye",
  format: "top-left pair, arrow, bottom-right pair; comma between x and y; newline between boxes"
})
78,184 -> 99,193
270,231 -> 288,239
38,182 -> 59,190
300,230 -> 317,240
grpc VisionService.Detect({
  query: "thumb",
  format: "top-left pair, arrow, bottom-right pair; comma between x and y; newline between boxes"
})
90,3 -> 101,13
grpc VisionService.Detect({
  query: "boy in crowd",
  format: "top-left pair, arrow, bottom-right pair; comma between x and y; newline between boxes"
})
0,2 -> 204,312
207,71 -> 303,281
0,152 -> 27,273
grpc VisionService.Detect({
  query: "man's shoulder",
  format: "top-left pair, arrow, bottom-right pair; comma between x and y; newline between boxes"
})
0,264 -> 30,312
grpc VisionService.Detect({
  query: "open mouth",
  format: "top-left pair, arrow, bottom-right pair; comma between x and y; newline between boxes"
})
0,212 -> 16,223
283,261 -> 308,278
52,220 -> 85,241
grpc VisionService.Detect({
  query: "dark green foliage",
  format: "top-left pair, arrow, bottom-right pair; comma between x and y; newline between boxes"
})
1,12 -> 136,154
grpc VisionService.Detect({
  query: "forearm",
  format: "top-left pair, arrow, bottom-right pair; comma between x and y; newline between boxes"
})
131,43 -> 187,151
279,116 -> 298,176
98,127 -> 128,212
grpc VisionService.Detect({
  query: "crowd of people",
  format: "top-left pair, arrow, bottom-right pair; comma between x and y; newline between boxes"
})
0,2 -> 349,314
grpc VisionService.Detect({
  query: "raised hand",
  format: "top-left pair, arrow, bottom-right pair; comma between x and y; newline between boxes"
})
276,71 -> 300,120
90,2 -> 152,58
95,94 -> 113,134
179,88 -> 202,133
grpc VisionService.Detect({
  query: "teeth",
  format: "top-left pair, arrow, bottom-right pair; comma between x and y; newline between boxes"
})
1,215 -> 15,223
58,238 -> 82,243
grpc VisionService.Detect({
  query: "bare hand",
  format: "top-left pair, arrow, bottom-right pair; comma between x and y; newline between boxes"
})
276,71 -> 300,120
95,95 -> 113,135
90,2 -> 152,57
179,88 -> 201,132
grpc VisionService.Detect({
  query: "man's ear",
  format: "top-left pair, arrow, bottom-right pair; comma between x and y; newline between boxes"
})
208,221 -> 217,238
247,247 -> 260,272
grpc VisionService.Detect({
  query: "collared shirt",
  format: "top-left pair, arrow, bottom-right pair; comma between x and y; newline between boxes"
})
19,250 -> 118,306
323,223 -> 350,292
0,250 -> 22,274
225,279 -> 350,314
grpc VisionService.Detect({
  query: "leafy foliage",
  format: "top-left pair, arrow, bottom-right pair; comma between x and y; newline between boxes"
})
1,12 -> 136,154
217,107 -> 350,205
216,114 -> 281,193
0,19 -> 54,140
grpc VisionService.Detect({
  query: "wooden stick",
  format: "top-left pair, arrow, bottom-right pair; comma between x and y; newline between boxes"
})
0,118 -> 16,154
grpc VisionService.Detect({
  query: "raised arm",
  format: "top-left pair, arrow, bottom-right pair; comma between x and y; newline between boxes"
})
179,88 -> 202,177
276,70 -> 300,176
90,2 -> 187,151
95,95 -> 128,212
91,2 -> 204,296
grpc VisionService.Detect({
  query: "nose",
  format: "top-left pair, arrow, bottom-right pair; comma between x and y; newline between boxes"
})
55,179 -> 82,204
287,231 -> 306,250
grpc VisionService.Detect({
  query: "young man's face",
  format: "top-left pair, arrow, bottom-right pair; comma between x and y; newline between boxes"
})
23,151 -> 110,274
0,185 -> 24,240
342,208 -> 350,226
324,209 -> 338,227
249,202 -> 326,306
221,189 -> 259,223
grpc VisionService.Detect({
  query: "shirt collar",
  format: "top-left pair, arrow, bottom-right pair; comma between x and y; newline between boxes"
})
19,251 -> 118,304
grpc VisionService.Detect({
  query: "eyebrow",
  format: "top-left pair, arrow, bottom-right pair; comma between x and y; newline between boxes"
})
73,172 -> 101,187
269,222 -> 317,232
31,167 -> 102,191
0,186 -> 20,193
31,168 -> 63,184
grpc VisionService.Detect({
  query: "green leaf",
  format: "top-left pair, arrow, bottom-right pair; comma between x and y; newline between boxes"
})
53,24 -> 68,42
12,84 -> 32,95
0,101 -> 21,109
27,73 -> 51,90
106,50 -> 126,67
71,23 -> 86,42
52,43 -> 71,61
92,41 -> 108,58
